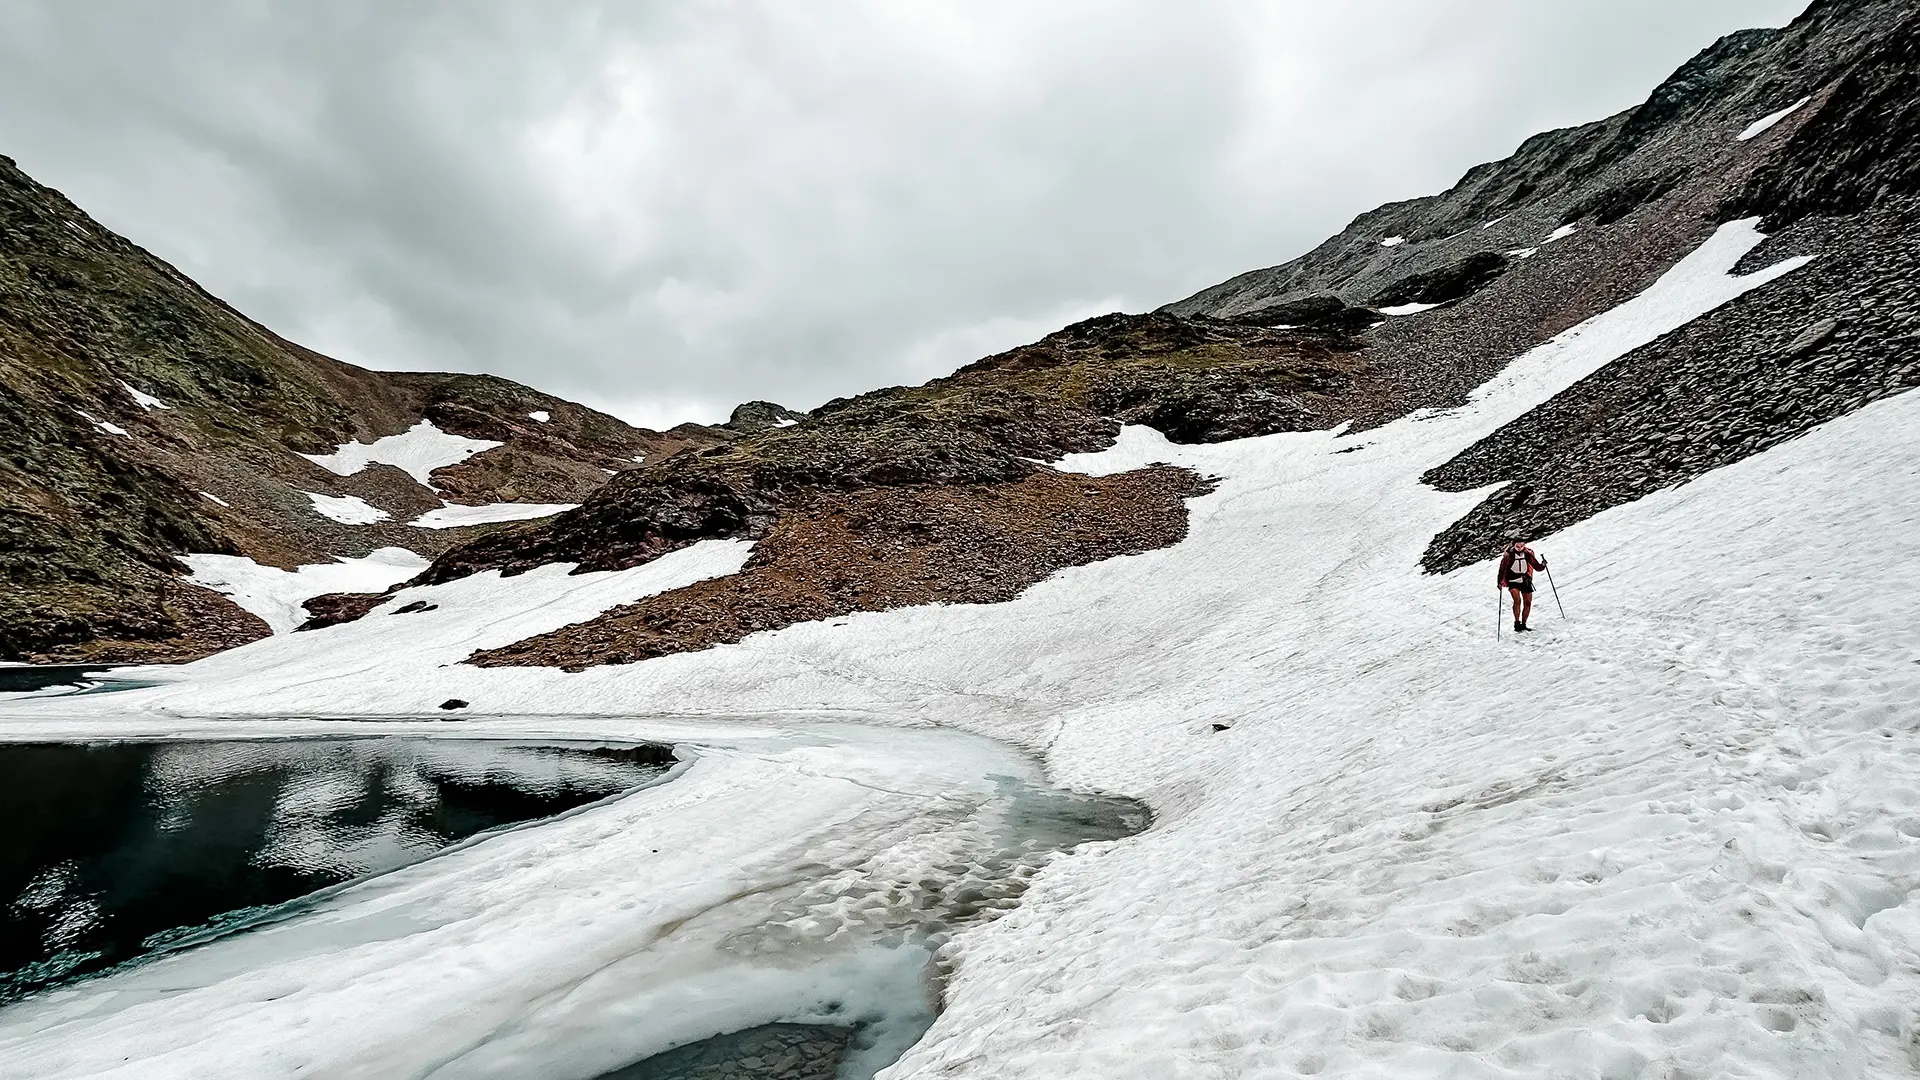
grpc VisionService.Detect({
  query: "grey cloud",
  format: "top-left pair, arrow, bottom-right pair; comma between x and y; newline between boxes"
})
0,0 -> 1806,427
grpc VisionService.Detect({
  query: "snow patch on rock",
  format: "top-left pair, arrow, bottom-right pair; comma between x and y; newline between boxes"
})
298,420 -> 501,489
1378,301 -> 1441,317
528,410 -> 550,423
303,492 -> 391,525
117,380 -> 171,411
74,409 -> 129,437
407,502 -> 578,529
1380,236 -> 1406,247
1739,96 -> 1811,141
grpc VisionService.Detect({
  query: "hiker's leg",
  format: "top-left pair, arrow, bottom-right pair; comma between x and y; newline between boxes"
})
1522,591 -> 1534,623
1509,587 -> 1523,620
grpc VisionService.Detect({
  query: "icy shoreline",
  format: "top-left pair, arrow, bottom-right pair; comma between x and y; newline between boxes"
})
0,719 -> 1143,1080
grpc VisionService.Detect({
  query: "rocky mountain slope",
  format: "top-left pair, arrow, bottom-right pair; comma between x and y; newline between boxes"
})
12,0 -> 1914,674
0,156 -> 758,662
368,0 -> 1917,672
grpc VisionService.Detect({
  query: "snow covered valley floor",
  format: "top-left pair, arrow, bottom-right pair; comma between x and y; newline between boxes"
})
2,220 -> 1918,1076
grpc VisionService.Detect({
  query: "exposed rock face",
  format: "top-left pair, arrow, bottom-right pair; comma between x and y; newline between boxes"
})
1371,252 -> 1511,310
1725,3 -> 1920,225
1421,195 -> 1920,573
720,400 -> 810,434
1420,2 -> 1920,571
0,155 -> 719,660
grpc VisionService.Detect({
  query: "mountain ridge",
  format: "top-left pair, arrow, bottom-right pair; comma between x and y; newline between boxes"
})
0,153 -> 741,661
7,0 -> 1916,672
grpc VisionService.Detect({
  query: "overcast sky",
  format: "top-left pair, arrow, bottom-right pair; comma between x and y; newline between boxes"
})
0,1 -> 1805,428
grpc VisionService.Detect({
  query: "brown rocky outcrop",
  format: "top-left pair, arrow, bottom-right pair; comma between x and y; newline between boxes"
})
471,466 -> 1211,670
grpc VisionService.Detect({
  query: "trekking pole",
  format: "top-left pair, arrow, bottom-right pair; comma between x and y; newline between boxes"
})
1545,566 -> 1567,620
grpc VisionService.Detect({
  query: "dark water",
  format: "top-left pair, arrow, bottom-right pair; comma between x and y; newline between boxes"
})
597,1023 -> 856,1080
0,737 -> 673,1002
0,665 -> 111,693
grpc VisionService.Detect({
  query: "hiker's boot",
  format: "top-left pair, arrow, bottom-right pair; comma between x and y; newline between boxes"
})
1514,619 -> 1524,632
1518,621 -> 1532,632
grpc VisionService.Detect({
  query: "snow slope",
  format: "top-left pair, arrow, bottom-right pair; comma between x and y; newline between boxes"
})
6,220 -> 1918,1077
177,548 -> 430,634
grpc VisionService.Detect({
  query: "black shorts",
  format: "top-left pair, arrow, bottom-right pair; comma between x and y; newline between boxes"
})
1504,576 -> 1533,594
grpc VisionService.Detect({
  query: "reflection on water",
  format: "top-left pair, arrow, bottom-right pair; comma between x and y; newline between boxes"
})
0,665 -> 167,696
0,738 -> 672,1002
0,665 -> 111,694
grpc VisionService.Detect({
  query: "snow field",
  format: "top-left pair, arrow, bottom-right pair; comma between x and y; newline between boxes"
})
177,548 -> 429,634
3,220 -> 1915,1077
149,540 -> 752,682
907,387 -> 1919,1078
298,420 -> 502,488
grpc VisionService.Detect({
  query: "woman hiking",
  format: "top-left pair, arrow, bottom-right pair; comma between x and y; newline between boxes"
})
1498,539 -> 1547,632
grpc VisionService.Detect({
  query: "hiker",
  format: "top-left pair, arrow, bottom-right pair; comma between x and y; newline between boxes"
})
1498,539 -> 1547,632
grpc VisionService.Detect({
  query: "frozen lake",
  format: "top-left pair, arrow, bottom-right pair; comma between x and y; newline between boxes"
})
0,721 -> 1144,1080
1,737 -> 672,1002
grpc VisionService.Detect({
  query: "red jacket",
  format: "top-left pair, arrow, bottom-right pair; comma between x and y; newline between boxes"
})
1499,546 -> 1546,583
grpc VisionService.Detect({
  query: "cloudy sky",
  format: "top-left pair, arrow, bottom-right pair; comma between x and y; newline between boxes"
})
0,0 -> 1804,428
